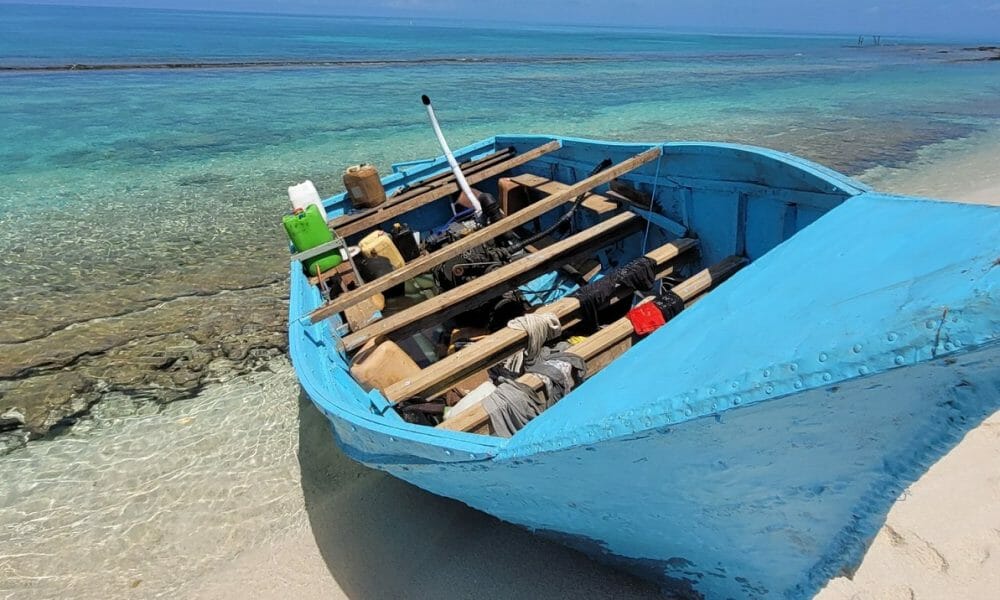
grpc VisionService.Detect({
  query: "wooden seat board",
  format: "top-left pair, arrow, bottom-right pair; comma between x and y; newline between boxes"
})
509,173 -> 618,215
381,236 -> 695,404
333,140 -> 563,238
329,148 -> 514,230
309,146 -> 663,323
437,255 -> 748,433
341,211 -> 642,352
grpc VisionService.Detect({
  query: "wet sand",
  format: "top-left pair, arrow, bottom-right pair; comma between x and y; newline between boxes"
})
180,391 -> 667,600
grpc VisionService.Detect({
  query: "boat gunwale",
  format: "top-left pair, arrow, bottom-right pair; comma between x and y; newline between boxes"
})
292,134 -> 882,459
319,135 -> 872,211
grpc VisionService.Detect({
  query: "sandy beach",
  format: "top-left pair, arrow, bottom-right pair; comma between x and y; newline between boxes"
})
176,391 -> 667,600
812,137 -> 1000,600
179,402 -> 1000,600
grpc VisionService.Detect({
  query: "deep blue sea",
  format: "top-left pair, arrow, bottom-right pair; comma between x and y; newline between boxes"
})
1,4 -> 999,597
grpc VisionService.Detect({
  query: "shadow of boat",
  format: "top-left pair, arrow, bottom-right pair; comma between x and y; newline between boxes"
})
296,391 -> 667,599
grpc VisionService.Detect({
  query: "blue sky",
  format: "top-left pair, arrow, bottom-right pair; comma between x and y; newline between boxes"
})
4,0 -> 999,37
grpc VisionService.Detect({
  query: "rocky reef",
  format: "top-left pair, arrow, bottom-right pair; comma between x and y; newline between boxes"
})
0,178 -> 297,454
0,277 -> 289,453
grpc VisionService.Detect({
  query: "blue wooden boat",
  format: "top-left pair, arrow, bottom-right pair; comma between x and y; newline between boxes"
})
287,134 -> 999,599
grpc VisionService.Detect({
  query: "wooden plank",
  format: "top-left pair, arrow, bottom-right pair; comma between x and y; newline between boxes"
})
670,255 -> 747,299
310,146 -> 663,323
341,212 -> 642,352
438,256 -> 747,433
508,173 -> 558,188
585,335 -> 634,373
581,262 -> 603,282
510,173 -> 617,215
334,152 -> 510,228
388,149 -> 513,200
307,261 -> 353,286
328,148 -> 514,230
382,236 -> 695,404
344,296 -> 381,331
334,140 -> 563,238
439,319 -> 636,434
581,196 -> 619,215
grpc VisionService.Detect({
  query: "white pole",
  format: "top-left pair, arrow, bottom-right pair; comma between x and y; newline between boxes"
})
421,95 -> 482,216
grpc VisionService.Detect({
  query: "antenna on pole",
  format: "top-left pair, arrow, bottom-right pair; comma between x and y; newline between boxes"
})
421,95 -> 482,216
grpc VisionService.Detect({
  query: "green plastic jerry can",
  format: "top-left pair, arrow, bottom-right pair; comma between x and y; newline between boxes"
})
282,204 -> 343,276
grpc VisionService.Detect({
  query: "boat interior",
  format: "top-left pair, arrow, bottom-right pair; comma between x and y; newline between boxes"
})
294,136 -> 859,437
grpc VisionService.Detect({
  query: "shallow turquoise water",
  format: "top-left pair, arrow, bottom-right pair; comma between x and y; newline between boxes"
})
0,2 -> 997,364
0,9 -> 997,375
0,4 -> 998,345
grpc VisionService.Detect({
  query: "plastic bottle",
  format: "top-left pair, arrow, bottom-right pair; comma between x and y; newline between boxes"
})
359,230 -> 405,269
343,164 -> 386,209
282,204 -> 342,277
350,340 -> 420,392
288,180 -> 327,222
391,223 -> 421,261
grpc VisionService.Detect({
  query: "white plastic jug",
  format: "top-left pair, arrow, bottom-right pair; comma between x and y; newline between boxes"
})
447,381 -> 497,419
288,180 -> 327,221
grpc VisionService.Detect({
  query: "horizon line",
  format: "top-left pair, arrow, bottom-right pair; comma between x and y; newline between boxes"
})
2,1 -> 994,43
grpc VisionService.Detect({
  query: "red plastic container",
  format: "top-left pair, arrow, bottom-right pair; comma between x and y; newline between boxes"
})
627,302 -> 666,335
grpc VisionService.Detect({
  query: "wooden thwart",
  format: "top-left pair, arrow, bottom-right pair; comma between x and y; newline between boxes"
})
388,149 -> 513,200
341,212 -> 642,352
438,319 -> 636,434
329,147 -> 515,231
438,255 -> 748,433
310,146 -> 663,323
382,236 -> 696,404
333,140 -> 563,238
509,174 -> 618,215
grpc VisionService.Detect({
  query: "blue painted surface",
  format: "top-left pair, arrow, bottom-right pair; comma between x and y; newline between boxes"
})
394,343 -> 999,598
289,135 -> 1000,599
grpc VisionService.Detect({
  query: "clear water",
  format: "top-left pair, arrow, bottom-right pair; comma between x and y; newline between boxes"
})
2,5 -> 998,345
0,359 -> 667,600
1,4 -> 999,597
0,364 -> 307,598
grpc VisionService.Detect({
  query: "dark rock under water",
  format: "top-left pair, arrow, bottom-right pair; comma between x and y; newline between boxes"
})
0,275 -> 289,453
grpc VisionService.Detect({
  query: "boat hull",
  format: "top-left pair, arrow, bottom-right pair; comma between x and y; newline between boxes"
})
289,135 -> 1000,598
343,343 -> 998,598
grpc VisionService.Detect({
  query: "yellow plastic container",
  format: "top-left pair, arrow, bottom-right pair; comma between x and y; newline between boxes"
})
343,164 -> 386,209
350,340 -> 420,392
359,230 -> 405,269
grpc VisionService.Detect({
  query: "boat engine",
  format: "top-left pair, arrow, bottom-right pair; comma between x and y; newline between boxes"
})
434,243 -> 511,290
429,232 -> 529,331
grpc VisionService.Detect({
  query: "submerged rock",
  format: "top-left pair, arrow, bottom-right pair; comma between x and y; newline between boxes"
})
0,280 -> 290,447
0,408 -> 25,432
